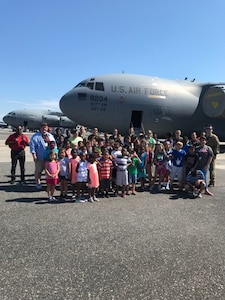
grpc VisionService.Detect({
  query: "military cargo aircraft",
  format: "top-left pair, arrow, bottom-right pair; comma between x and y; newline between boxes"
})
59,74 -> 225,140
3,109 -> 76,130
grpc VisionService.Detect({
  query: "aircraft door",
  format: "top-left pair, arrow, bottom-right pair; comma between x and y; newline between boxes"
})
130,110 -> 144,133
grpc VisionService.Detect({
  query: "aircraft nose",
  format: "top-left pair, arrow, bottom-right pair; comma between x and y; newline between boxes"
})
59,90 -> 76,118
3,114 -> 9,124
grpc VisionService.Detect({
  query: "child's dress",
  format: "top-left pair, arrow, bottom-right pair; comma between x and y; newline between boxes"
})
87,162 -> 99,188
77,160 -> 88,182
70,157 -> 80,184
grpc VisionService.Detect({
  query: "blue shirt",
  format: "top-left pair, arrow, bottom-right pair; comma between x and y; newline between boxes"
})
172,149 -> 186,167
30,132 -> 55,160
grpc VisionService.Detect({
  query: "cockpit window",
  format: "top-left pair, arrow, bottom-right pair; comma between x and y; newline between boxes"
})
86,82 -> 94,89
74,81 -> 86,88
95,82 -> 104,91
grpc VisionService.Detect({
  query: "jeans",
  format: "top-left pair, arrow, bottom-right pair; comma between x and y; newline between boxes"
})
11,150 -> 25,181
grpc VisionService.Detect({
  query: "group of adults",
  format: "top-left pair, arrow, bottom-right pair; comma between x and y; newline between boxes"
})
5,123 -> 220,196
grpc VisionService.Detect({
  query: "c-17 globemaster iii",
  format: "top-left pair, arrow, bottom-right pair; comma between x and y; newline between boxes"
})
3,109 -> 76,131
59,73 -> 225,139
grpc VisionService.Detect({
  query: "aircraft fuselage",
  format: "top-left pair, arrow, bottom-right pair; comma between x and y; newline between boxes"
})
59,74 -> 225,139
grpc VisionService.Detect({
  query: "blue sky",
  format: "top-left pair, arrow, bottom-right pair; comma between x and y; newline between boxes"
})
1,0 -> 225,121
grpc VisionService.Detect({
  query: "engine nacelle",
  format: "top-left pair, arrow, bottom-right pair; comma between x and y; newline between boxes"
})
202,85 -> 225,118
42,115 -> 60,127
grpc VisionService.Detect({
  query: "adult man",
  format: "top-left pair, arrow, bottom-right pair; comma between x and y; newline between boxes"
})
184,169 -> 206,198
205,125 -> 220,186
196,136 -> 213,195
69,129 -> 83,148
54,127 -> 63,148
30,123 -> 55,189
5,126 -> 30,184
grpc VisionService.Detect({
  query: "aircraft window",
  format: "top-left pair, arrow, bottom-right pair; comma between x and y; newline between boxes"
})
74,81 -> 86,88
95,82 -> 104,91
78,93 -> 87,100
86,82 -> 94,89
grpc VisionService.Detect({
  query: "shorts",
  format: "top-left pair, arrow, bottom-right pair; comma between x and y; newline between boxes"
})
100,178 -> 110,190
155,165 -> 166,176
129,173 -> 137,184
170,166 -> 184,182
59,175 -> 68,181
35,160 -> 45,175
46,178 -> 59,185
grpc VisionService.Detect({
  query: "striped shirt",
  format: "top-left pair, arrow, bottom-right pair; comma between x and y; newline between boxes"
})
99,158 -> 113,179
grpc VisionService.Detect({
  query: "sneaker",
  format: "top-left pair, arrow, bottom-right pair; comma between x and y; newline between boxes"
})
93,196 -> 99,202
193,191 -> 198,197
166,183 -> 170,190
51,196 -> 57,201
126,192 -> 130,196
131,192 -> 136,195
48,196 -> 53,201
36,184 -> 42,189
88,197 -> 94,203
198,193 -> 202,198
76,197 -> 86,203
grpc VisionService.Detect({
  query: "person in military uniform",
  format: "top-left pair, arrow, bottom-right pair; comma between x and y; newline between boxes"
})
205,125 -> 220,186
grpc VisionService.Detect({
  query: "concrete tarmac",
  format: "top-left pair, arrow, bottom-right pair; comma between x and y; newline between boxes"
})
0,129 -> 225,299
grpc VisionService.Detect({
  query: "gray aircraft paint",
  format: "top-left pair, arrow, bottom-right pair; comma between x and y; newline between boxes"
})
59,74 -> 225,139
3,109 -> 76,130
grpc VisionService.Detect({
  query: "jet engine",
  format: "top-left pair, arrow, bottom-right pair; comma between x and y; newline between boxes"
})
202,85 -> 225,118
42,115 -> 60,127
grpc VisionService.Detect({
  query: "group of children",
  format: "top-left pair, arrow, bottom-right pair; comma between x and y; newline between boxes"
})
43,127 -> 215,202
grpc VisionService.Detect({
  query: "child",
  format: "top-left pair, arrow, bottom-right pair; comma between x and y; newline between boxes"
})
98,150 -> 113,198
87,153 -> 100,202
138,147 -> 147,191
164,140 -> 173,190
76,152 -> 88,202
184,169 -> 206,198
65,140 -> 72,159
45,150 -> 60,201
150,143 -> 167,191
170,141 -> 186,190
146,146 -> 154,188
69,148 -> 80,199
58,148 -> 70,199
114,148 -> 131,197
127,149 -> 141,195
43,140 -> 58,161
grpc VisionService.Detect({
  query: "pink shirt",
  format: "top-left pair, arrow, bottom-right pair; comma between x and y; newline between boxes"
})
45,161 -> 59,179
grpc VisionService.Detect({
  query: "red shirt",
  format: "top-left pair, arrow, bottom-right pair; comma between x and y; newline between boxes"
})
5,133 -> 29,151
98,158 -> 113,179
